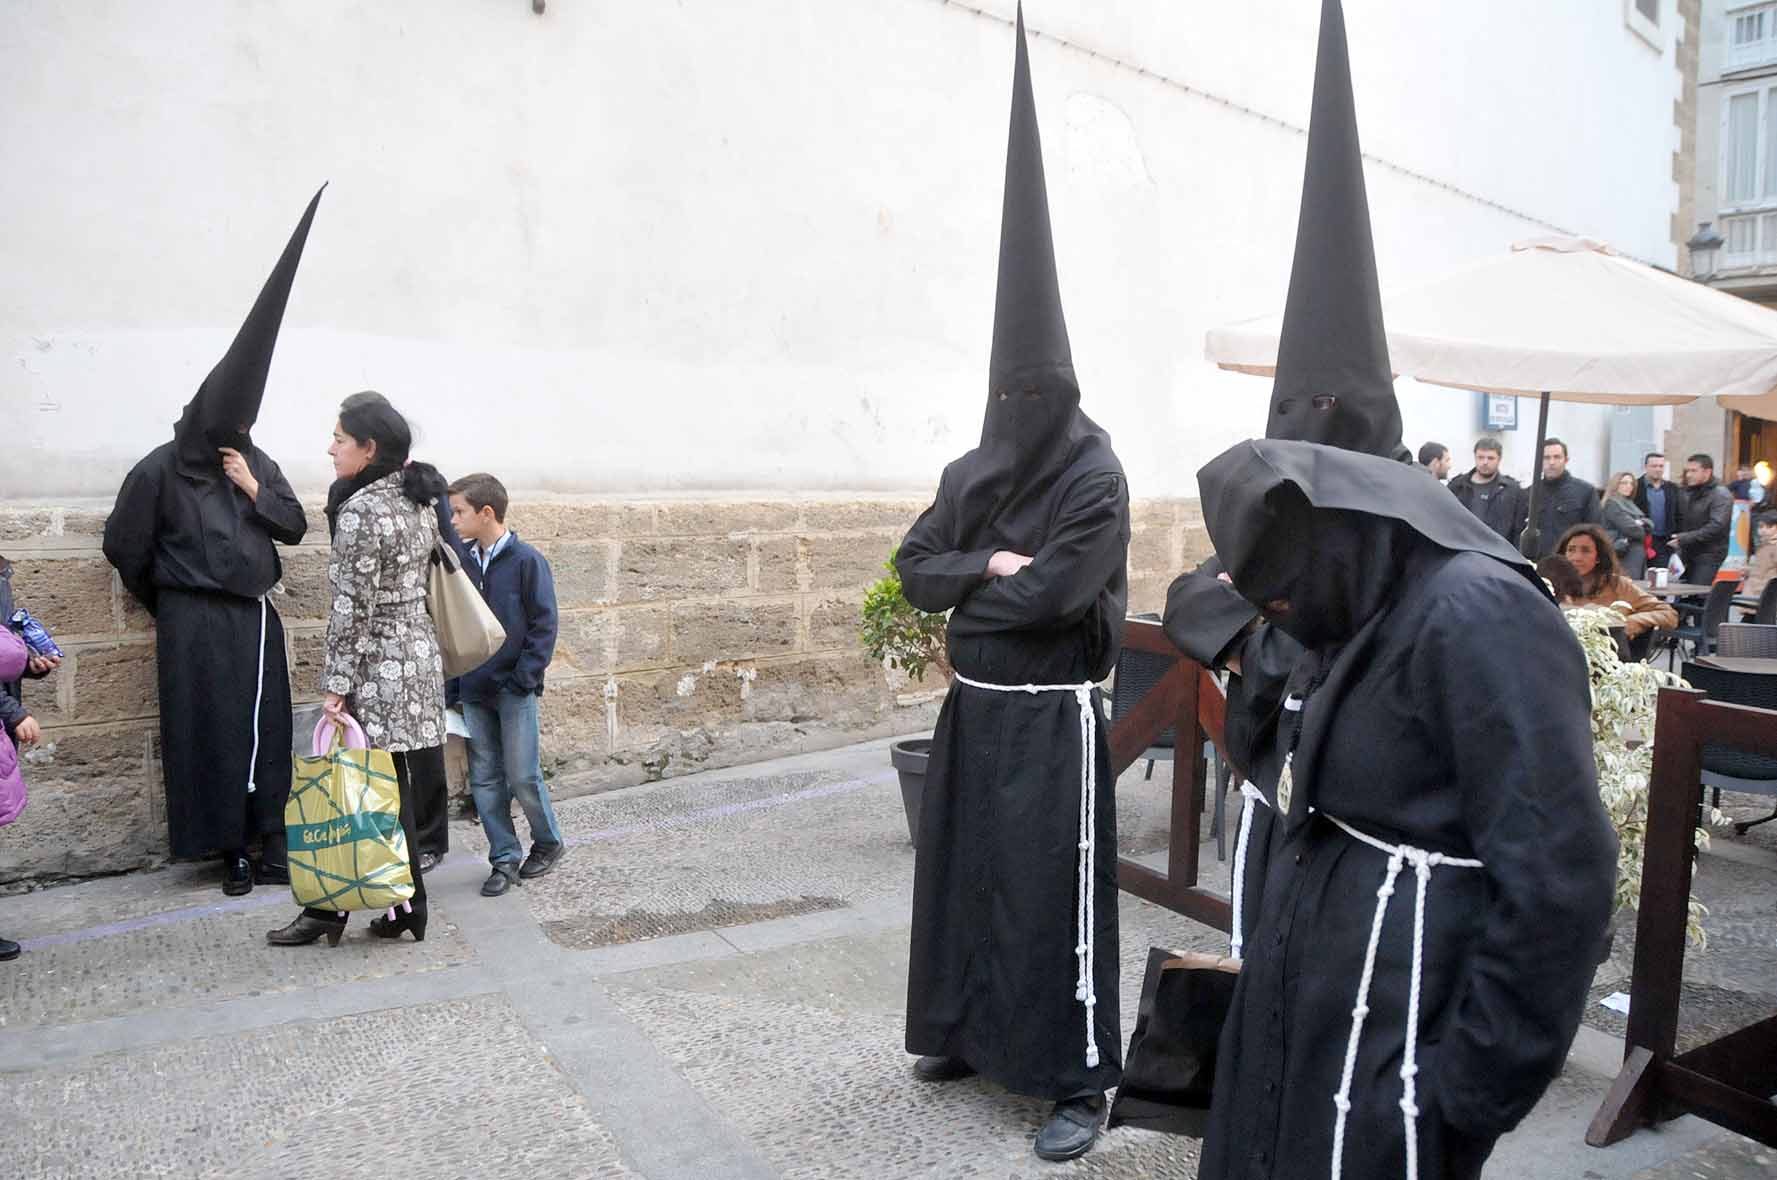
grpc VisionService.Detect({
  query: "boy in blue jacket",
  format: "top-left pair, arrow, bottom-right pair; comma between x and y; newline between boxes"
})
447,474 -> 566,896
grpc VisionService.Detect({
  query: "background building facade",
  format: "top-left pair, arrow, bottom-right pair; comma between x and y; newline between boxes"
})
0,0 -> 1696,881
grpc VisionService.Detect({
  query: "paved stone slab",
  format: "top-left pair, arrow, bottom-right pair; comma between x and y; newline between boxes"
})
4,993 -> 639,1180
1,892 -> 471,1030
1631,1134 -> 1777,1178
603,894 -> 1227,1179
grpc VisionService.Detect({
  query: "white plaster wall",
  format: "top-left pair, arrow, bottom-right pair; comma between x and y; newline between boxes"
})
1,0 -> 1683,498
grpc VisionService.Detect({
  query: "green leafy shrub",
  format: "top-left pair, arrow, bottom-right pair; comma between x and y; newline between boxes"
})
1562,604 -> 1716,947
860,551 -> 950,684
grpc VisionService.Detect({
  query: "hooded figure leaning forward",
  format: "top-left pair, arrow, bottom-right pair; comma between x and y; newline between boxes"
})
103,188 -> 323,896
1162,5 -> 1617,1178
897,4 -> 1133,1164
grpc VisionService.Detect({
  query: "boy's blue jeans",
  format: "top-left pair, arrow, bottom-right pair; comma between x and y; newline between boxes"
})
464,690 -> 564,868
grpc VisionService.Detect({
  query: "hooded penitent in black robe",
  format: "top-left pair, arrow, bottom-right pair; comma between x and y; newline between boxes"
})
1160,7 -> 1617,1177
1187,443 -> 1618,1180
900,8 -> 1131,1102
102,188 -> 322,860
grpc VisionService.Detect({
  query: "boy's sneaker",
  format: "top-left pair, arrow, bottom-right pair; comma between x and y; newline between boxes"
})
519,842 -> 567,880
481,865 -> 521,897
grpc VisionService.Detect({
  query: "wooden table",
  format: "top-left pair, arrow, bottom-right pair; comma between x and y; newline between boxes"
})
1692,655 -> 1777,674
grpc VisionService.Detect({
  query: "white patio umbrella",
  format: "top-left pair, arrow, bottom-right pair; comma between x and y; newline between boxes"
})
1205,237 -> 1777,553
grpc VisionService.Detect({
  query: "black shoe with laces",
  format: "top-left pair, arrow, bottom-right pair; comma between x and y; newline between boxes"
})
481,865 -> 521,897
518,842 -> 567,880
1033,1095 -> 1104,1162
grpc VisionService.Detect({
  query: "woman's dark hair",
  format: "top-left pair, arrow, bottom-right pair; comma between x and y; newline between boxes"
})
1536,554 -> 1584,603
1554,522 -> 1619,598
337,391 -> 447,508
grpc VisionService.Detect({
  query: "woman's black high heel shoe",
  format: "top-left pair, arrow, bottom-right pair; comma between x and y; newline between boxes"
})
266,911 -> 347,947
368,901 -> 427,942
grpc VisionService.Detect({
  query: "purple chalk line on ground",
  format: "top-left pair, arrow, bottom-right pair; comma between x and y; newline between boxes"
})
20,892 -> 287,951
18,768 -> 901,951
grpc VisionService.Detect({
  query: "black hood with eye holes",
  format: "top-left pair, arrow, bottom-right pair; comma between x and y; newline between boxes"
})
173,185 -> 325,475
946,4 -> 1119,555
1263,0 -> 1405,463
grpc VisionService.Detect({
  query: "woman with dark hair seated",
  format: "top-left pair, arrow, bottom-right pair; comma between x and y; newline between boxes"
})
1557,522 -> 1677,640
268,391 -> 449,947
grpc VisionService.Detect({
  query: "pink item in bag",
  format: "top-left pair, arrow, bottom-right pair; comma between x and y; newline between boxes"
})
311,712 -> 370,756
0,628 -> 30,827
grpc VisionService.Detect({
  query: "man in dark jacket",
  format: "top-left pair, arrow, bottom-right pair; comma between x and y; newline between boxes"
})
1633,451 -> 1678,568
1446,437 -> 1523,545
447,473 -> 564,897
1524,437 -> 1600,558
1674,453 -> 1734,585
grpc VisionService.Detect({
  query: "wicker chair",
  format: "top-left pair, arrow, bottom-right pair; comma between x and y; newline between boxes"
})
1715,623 -> 1777,659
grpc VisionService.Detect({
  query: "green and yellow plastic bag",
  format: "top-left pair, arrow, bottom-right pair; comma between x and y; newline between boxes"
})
286,715 -> 415,912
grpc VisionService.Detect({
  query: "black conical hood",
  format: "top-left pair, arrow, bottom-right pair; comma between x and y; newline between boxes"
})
1264,0 -> 1404,461
175,184 -> 325,467
987,3 -> 1074,402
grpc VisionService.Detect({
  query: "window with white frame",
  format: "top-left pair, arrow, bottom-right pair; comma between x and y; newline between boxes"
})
1628,0 -> 1661,46
1729,3 -> 1777,72
1719,83 -> 1777,266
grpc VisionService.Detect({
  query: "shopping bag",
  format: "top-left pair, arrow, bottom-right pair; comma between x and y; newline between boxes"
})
426,540 -> 505,678
1106,947 -> 1241,1137
286,714 -> 414,911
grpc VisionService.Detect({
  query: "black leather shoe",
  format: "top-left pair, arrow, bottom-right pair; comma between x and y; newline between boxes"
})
518,842 -> 567,880
1033,1096 -> 1104,1162
912,1055 -> 977,1083
266,912 -> 347,947
223,855 -> 253,896
254,859 -> 290,886
481,865 -> 521,897
0,937 -> 20,961
417,851 -> 441,875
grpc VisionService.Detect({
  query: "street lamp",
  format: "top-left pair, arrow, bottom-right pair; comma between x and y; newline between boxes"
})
1687,221 -> 1724,282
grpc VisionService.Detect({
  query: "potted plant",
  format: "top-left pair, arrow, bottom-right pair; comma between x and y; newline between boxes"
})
860,551 -> 950,844
1561,605 -> 1717,950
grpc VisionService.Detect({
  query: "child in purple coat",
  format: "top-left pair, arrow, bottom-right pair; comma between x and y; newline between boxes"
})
0,556 -> 57,962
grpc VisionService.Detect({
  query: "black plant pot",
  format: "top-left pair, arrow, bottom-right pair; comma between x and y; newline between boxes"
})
890,738 -> 932,846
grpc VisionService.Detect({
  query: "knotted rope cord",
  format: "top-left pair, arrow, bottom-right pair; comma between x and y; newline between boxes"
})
1228,782 -> 1267,960
1323,813 -> 1483,1180
246,596 -> 268,795
953,673 -> 1102,1071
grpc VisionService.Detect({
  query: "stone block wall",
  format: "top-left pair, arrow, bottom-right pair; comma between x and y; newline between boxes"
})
0,494 -> 1205,884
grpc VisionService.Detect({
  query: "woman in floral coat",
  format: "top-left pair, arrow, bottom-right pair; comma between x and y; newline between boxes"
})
268,391 -> 449,947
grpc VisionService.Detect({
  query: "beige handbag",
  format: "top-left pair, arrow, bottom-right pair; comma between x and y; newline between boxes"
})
426,541 -> 506,677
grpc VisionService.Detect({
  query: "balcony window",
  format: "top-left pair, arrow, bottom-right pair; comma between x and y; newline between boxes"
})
1729,3 -> 1777,72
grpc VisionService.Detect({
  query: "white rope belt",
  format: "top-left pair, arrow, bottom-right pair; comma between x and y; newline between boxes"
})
1228,781 -> 1267,961
1228,688 -> 1481,1178
245,596 -> 268,795
1324,813 -> 1483,1180
953,672 -> 1102,1071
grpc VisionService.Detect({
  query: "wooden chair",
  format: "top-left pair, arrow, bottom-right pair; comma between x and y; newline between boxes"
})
1680,660 -> 1777,834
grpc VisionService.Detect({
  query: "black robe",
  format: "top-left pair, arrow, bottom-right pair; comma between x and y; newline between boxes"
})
1183,547 -> 1615,1180
104,442 -> 307,857
900,460 -> 1130,1101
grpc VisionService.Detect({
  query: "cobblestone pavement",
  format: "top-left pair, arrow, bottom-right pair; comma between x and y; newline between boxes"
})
0,738 -> 1768,1178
